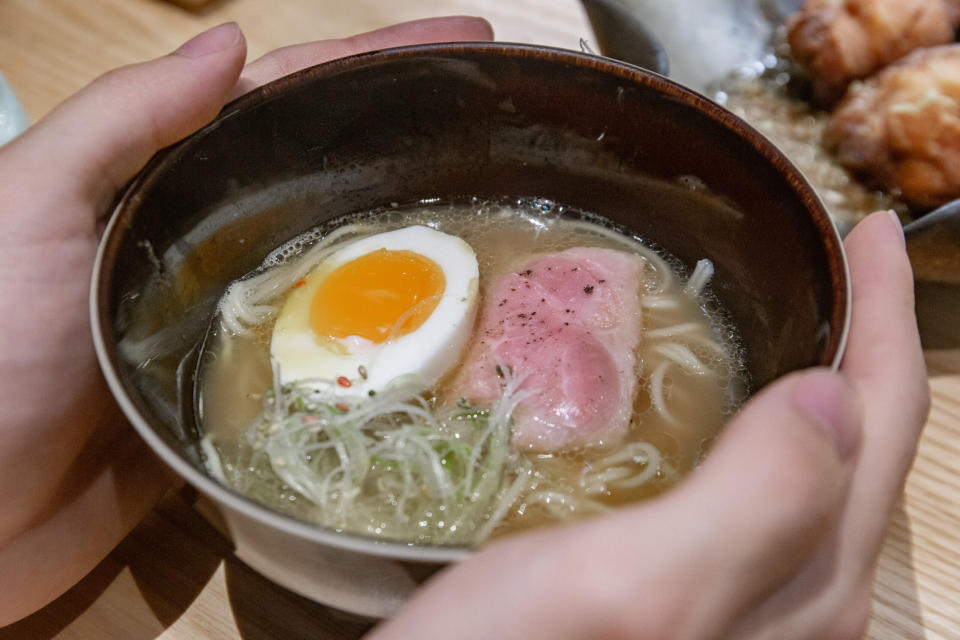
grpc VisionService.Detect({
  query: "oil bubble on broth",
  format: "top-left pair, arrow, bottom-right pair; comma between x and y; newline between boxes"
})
197,198 -> 747,545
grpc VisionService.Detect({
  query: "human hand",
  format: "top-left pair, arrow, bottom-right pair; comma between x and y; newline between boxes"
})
0,16 -> 493,626
371,210 -> 929,640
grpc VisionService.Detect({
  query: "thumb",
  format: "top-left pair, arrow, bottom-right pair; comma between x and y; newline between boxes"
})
649,368 -> 861,633
379,370 -> 866,640
2,22 -> 246,235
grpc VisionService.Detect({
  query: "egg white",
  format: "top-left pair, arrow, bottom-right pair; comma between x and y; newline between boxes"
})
270,225 -> 479,397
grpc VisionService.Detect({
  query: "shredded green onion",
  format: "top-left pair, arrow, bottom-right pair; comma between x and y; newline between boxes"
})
231,368 -> 532,544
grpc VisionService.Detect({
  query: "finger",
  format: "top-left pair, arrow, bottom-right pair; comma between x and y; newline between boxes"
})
713,212 -> 931,640
843,211 -> 924,381
591,369 -> 863,637
838,210 -> 930,559
1,22 -> 247,237
231,16 -> 494,99
842,212 -> 928,532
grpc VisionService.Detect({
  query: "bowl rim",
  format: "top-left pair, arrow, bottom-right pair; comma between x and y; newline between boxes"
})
90,40 -> 850,564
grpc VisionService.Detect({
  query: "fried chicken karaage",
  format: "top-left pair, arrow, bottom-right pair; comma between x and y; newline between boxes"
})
825,44 -> 960,211
787,0 -> 959,106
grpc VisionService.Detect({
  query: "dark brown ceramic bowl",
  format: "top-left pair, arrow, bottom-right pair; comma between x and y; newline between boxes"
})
91,42 -> 849,616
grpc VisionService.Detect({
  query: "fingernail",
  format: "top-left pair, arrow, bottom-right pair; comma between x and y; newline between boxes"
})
792,370 -> 860,460
176,22 -> 241,58
887,209 -> 906,247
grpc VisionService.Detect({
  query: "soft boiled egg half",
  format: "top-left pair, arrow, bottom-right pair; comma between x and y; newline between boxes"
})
270,225 -> 479,397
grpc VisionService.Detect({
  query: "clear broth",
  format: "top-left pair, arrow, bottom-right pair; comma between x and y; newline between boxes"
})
198,198 -> 747,543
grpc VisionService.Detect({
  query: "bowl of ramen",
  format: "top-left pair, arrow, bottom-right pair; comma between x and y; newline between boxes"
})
91,42 -> 849,617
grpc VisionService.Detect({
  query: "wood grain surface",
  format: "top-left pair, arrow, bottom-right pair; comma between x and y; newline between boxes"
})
1,1 -> 958,638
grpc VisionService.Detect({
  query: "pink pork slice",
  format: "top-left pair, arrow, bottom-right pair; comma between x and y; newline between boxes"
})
455,247 -> 644,452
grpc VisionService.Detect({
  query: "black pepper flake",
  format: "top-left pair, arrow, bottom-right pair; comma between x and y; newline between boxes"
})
540,298 -> 546,303
584,285 -> 594,294
571,267 -> 578,272
564,322 -> 569,326
598,279 -> 606,283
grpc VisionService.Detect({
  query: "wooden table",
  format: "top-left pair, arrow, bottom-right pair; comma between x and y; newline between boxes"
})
1,1 -> 958,638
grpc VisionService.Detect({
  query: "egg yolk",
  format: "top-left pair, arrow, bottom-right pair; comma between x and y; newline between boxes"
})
309,249 -> 445,343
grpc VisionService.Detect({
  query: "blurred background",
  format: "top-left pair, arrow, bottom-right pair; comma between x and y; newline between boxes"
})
0,0 -> 590,123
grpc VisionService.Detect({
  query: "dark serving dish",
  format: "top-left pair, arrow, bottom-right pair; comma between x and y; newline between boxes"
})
91,42 -> 848,616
